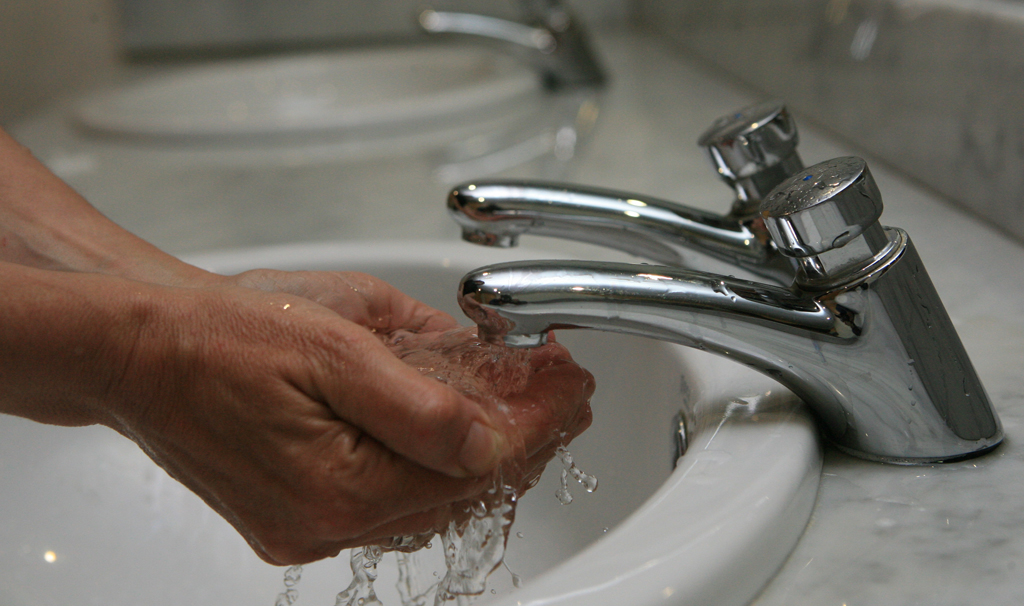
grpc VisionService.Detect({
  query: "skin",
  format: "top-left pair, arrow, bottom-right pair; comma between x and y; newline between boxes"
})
0,127 -> 594,565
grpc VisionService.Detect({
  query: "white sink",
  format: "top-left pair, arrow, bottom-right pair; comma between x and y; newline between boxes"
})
0,241 -> 821,606
73,45 -> 539,141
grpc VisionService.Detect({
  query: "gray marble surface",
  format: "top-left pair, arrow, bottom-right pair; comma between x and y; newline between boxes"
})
11,31 -> 1024,605
637,0 -> 1024,245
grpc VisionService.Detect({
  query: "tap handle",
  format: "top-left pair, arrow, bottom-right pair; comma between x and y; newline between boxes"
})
698,100 -> 804,207
761,156 -> 891,286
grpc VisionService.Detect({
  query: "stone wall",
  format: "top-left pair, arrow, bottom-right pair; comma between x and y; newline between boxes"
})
636,0 -> 1024,242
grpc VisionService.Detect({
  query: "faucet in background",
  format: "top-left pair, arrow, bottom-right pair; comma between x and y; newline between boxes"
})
447,100 -> 804,284
457,156 -> 1004,464
418,0 -> 606,90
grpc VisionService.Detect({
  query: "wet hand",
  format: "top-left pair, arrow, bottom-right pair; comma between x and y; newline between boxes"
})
26,274 -> 515,565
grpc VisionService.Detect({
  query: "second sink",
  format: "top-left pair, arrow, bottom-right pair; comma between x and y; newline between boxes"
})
74,44 -> 540,142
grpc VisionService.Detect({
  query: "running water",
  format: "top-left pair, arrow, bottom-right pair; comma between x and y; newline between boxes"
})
275,326 -> 596,605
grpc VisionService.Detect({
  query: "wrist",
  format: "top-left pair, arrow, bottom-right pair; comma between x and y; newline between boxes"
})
0,263 -> 168,429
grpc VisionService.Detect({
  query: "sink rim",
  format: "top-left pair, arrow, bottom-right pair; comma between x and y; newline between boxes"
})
182,239 -> 823,606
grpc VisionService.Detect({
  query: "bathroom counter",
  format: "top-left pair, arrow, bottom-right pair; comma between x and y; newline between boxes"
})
11,31 -> 1024,606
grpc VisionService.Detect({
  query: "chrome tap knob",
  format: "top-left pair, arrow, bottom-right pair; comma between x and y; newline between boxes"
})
761,156 -> 892,287
698,100 -> 804,213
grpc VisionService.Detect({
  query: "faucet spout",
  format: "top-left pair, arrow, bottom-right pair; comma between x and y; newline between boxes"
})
456,157 -> 1004,464
418,2 -> 606,90
446,101 -> 806,284
448,180 -> 796,283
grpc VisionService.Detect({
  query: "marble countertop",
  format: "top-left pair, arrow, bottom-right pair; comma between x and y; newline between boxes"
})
12,31 -> 1024,606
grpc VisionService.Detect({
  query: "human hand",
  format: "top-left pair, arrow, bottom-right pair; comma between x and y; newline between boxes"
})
0,261 -> 541,564
102,279 -> 541,564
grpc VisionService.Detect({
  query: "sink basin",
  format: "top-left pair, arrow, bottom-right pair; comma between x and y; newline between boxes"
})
73,44 -> 540,141
0,241 -> 821,606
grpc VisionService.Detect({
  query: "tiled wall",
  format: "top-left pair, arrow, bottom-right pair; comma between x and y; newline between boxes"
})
636,0 -> 1024,243
0,0 -> 119,125
121,0 -> 631,52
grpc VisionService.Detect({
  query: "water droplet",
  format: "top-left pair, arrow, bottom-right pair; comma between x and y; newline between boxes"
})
516,531 -> 524,539
511,573 -> 523,588
555,446 -> 598,496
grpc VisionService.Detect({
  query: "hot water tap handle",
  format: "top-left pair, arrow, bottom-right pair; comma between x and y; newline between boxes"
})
698,100 -> 805,212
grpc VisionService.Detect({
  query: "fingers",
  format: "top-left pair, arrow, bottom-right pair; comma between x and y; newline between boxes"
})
228,425 -> 495,566
505,347 -> 596,458
231,269 -> 461,334
331,272 -> 462,333
306,325 -> 508,479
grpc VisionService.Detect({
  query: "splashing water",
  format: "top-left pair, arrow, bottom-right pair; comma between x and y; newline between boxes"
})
274,565 -> 303,606
335,546 -> 384,606
502,561 -> 523,589
554,447 -> 598,505
433,483 -> 517,604
395,552 -> 435,606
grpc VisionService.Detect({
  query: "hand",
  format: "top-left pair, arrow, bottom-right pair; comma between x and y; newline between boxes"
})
1,264 -> 519,563
106,280 -> 539,564
109,282 -> 592,563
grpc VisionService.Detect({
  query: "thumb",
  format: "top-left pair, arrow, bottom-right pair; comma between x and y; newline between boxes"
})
313,329 -> 507,478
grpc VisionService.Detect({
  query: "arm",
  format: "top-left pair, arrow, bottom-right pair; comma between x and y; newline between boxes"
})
0,128 -> 445,322
0,128 -> 216,286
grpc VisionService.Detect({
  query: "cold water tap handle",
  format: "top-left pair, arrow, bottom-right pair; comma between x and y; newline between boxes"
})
698,100 -> 804,207
761,156 -> 891,286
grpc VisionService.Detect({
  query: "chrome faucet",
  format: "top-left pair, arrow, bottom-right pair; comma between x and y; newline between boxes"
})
457,157 -> 1004,464
447,100 -> 804,284
418,1 -> 606,90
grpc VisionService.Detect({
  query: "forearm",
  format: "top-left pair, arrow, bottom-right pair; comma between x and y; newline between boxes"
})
0,127 -> 216,286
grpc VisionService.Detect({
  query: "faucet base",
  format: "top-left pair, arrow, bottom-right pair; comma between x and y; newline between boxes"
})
830,436 -> 1003,466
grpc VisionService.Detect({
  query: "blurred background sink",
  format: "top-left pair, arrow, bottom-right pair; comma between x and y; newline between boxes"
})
72,44 -> 540,143
0,241 -> 821,606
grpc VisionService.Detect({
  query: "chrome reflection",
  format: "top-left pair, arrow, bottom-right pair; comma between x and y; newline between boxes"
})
447,100 -> 807,284
456,157 -> 1003,464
